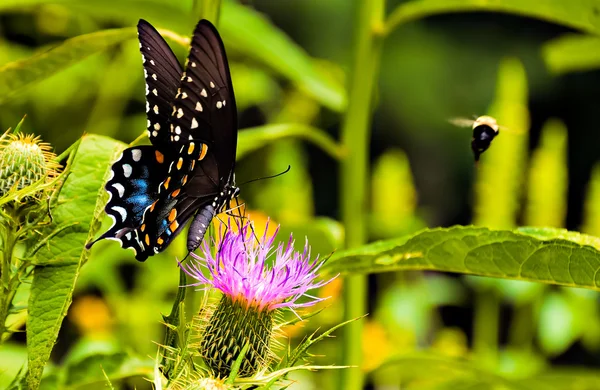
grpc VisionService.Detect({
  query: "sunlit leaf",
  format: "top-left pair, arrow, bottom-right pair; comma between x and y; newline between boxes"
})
543,34 -> 600,74
0,28 -> 135,105
324,226 -> 600,291
27,135 -> 125,389
385,0 -> 600,36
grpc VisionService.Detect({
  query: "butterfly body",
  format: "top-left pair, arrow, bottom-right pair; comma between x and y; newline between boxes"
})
87,18 -> 239,261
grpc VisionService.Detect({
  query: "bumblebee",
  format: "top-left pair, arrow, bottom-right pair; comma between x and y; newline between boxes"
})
449,115 -> 501,162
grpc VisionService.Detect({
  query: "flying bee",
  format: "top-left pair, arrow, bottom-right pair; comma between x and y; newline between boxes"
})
449,115 -> 504,162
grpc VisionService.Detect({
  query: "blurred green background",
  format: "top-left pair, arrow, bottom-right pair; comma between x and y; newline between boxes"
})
1,0 -> 600,388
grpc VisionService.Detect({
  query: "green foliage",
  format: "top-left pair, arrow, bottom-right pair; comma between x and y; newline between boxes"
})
0,28 -> 136,105
385,0 -> 600,36
27,135 -> 125,389
325,225 -> 600,290
543,35 -> 600,74
473,57 -> 529,228
524,118 -> 568,227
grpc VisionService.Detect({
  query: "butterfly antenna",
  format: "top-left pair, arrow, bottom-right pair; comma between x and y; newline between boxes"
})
239,165 -> 291,186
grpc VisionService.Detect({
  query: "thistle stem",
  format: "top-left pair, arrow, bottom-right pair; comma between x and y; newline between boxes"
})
338,0 -> 385,388
0,217 -> 19,339
473,288 -> 500,366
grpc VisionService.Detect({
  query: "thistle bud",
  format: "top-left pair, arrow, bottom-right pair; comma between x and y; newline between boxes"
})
0,132 -> 60,201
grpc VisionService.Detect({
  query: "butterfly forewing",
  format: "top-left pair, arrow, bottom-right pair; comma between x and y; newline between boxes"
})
168,20 -> 238,185
138,19 -> 183,148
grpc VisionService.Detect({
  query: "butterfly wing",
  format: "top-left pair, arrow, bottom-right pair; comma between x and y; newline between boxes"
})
138,19 -> 183,148
85,146 -> 168,255
167,19 -> 238,187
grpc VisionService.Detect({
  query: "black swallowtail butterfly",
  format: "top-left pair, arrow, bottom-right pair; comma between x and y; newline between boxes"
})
87,19 -> 239,261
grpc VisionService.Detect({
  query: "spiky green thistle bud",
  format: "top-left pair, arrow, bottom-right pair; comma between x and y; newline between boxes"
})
0,132 -> 60,201
200,295 -> 274,378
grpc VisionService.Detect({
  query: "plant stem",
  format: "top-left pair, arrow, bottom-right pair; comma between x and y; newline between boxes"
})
508,303 -> 534,352
0,217 -> 18,339
473,288 -> 500,367
338,0 -> 385,389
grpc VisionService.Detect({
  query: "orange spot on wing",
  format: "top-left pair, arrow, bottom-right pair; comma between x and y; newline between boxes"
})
177,158 -> 183,170
171,189 -> 180,197
155,150 -> 164,163
157,237 -> 164,245
141,224 -> 146,232
191,160 -> 196,170
145,234 -> 150,245
150,201 -> 157,212
188,143 -> 195,155
182,175 -> 188,185
163,177 -> 171,189
168,208 -> 177,222
169,220 -> 179,232
199,144 -> 208,160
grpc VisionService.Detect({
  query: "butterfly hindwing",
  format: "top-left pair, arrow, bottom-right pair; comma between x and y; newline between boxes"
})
86,146 -> 168,255
138,19 -> 183,148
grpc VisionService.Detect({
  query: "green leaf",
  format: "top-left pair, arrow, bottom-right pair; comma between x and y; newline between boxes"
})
324,226 -> 600,291
385,0 -> 600,36
0,28 -> 135,105
60,352 -> 153,389
238,124 -> 343,161
27,135 -> 125,389
543,34 -> 600,74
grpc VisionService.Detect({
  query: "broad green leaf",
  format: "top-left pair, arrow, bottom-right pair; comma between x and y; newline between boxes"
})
27,135 -> 125,389
324,226 -> 600,291
372,352 -> 523,390
0,28 -> 135,105
237,124 -> 343,161
385,0 -> 600,36
543,34 -> 600,74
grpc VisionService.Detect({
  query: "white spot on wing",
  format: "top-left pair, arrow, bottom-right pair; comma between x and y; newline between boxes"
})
152,130 -> 158,137
152,88 -> 158,96
174,135 -> 180,141
195,102 -> 203,112
152,74 -> 157,80
112,183 -> 125,197
216,101 -> 222,109
153,105 -> 159,114
177,108 -> 184,118
154,123 -> 160,130
123,164 -> 132,178
112,206 -> 127,221
201,89 -> 207,97
181,92 -> 188,99
131,149 -> 142,162
150,59 -> 155,65
175,126 -> 181,134
191,118 -> 198,129
210,81 -> 215,88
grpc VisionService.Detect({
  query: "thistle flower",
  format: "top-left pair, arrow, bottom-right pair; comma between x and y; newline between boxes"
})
179,218 -> 331,379
0,130 -> 60,201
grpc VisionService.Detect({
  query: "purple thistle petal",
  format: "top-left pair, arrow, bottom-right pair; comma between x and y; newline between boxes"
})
179,218 -> 334,311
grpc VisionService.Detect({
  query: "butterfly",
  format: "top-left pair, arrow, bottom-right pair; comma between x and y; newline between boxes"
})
86,18 -> 239,261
